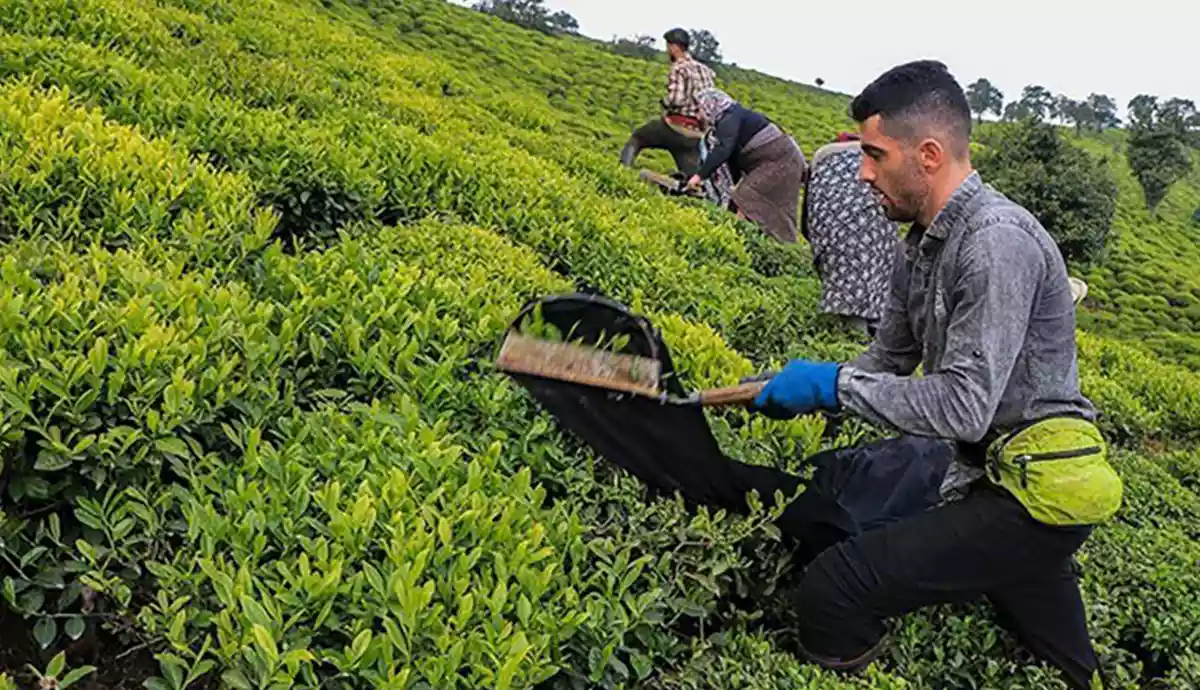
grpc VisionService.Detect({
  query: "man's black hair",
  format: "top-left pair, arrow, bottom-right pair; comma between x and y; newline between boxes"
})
663,28 -> 690,50
850,60 -> 972,156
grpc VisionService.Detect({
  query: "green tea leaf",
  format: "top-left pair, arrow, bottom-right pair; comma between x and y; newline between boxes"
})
47,651 -> 66,678
65,616 -> 85,641
516,595 -> 531,625
168,610 -> 186,644
240,595 -> 273,629
33,616 -> 56,649
89,337 -> 108,379
20,546 -> 48,569
221,670 -> 253,690
252,624 -> 279,663
19,587 -> 45,615
350,629 -> 371,662
33,451 -> 72,472
496,652 -> 524,690
630,652 -> 652,681
59,665 -> 96,689
154,437 -> 189,458
455,593 -> 474,627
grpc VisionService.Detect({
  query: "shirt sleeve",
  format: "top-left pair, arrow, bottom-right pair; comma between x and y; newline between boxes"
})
837,225 -> 1045,443
848,240 -> 921,374
696,112 -> 739,179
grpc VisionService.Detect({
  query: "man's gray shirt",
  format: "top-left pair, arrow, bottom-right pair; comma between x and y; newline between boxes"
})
836,172 -> 1096,498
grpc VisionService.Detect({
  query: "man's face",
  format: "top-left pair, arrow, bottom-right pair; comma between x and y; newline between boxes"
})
857,115 -> 930,223
667,43 -> 683,62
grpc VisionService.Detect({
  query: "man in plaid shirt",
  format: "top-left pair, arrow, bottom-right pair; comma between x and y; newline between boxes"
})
620,28 -> 716,176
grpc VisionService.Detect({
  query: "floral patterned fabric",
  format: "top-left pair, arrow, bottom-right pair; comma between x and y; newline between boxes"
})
802,143 -> 901,322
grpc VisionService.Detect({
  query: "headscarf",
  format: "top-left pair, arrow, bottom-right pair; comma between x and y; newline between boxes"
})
695,88 -> 736,126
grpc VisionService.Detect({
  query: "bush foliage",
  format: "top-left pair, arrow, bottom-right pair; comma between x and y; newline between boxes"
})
975,119 -> 1117,265
0,0 -> 1197,688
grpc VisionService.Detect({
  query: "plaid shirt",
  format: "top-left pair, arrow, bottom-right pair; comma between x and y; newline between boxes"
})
663,56 -> 715,119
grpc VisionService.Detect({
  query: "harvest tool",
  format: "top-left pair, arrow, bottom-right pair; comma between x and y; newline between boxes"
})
495,295 -> 766,408
639,169 -> 705,199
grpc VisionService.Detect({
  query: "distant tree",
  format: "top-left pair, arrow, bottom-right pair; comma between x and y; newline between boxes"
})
1087,94 -> 1121,131
1157,97 -> 1198,143
1003,101 -> 1032,122
546,9 -> 578,34
1125,94 -> 1195,212
815,77 -> 825,87
1051,95 -> 1073,125
1019,85 -> 1055,122
1127,94 -> 1159,131
610,34 -> 657,60
1061,99 -> 1095,136
472,0 -> 578,35
1128,129 -> 1192,212
687,28 -> 722,64
965,78 -> 1004,123
975,119 -> 1117,264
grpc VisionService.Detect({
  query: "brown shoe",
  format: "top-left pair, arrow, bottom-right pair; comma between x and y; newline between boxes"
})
796,634 -> 890,674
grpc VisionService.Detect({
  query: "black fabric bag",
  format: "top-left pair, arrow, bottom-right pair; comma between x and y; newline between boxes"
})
501,293 -> 954,560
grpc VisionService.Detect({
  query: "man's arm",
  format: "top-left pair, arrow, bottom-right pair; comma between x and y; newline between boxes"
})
837,225 -> 1044,443
848,240 -> 921,374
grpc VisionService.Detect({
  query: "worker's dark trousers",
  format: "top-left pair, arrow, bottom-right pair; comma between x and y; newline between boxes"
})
795,482 -> 1099,690
620,117 -> 703,176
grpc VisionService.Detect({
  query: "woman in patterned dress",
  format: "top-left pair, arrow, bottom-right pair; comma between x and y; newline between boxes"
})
801,132 -> 901,335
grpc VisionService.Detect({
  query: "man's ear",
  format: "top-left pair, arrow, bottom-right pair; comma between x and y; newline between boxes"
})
917,137 -> 946,173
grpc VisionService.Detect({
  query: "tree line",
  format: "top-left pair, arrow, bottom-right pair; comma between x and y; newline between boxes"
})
966,79 -> 1122,134
471,0 -> 726,64
471,0 -> 580,36
966,78 -> 1196,214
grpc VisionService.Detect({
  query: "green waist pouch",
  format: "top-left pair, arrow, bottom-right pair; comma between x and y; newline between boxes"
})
985,416 -> 1123,526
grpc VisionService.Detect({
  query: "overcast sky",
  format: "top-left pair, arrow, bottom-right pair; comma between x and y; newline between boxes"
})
520,0 -> 1198,118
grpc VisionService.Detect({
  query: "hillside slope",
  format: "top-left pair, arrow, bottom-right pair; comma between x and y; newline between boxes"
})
0,0 -> 1196,688
1075,141 -> 1200,369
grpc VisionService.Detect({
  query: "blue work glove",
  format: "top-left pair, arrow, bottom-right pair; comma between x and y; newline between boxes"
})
750,360 -> 841,419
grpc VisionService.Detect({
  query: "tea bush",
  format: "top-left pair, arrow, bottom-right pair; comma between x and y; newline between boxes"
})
0,0 -> 1198,687
1075,143 -> 1200,369
974,119 -> 1117,265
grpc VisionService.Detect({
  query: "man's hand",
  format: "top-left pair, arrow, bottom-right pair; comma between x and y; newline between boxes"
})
749,360 -> 840,419
686,174 -> 702,191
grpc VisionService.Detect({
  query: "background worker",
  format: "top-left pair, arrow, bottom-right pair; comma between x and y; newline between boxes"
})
619,28 -> 715,177
685,88 -> 807,243
801,131 -> 901,336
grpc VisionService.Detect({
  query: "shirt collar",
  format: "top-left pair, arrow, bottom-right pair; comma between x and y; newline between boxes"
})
921,171 -> 983,241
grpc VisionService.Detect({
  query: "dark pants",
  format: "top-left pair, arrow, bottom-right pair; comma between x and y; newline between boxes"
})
620,117 -> 703,176
795,482 -> 1098,690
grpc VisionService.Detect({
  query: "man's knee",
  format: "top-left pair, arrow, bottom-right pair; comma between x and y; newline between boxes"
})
796,548 -> 854,620
794,544 -> 886,659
